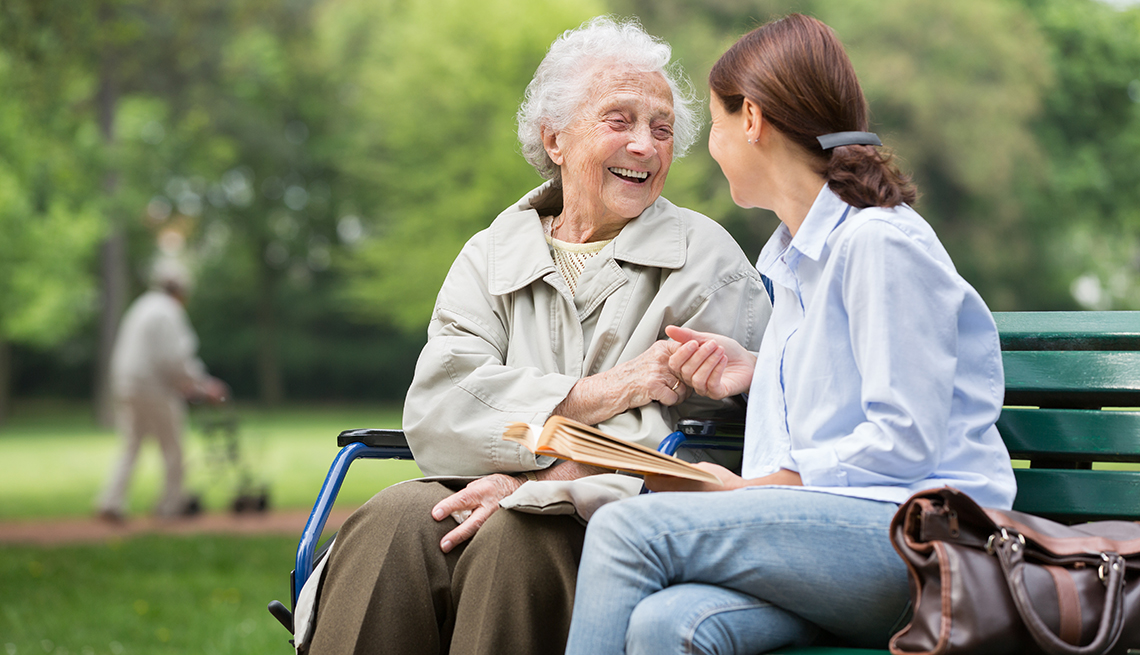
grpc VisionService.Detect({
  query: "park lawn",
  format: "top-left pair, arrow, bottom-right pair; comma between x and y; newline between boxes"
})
0,400 -> 422,521
1,533 -> 298,655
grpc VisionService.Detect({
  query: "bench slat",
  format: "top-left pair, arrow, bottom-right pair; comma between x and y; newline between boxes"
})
997,407 -> 1140,462
1012,468 -> 1140,520
994,311 -> 1140,351
1002,350 -> 1140,407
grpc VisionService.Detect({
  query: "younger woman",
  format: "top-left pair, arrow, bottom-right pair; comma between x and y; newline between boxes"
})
563,14 -> 1016,654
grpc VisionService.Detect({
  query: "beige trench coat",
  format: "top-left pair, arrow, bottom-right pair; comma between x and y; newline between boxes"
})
403,182 -> 772,509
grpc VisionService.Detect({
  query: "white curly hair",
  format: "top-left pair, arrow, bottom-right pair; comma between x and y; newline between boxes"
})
517,16 -> 700,180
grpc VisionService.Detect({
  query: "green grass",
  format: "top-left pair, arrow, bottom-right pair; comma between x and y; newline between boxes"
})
1,534 -> 298,655
0,400 -> 422,520
0,401 -> 426,654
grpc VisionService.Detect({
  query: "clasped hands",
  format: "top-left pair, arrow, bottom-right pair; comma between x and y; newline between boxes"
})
430,325 -> 788,552
652,325 -> 804,492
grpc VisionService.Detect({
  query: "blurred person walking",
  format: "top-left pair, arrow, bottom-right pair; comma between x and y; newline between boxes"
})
96,258 -> 227,522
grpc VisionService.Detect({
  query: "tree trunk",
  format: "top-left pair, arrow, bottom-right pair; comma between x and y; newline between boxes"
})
93,4 -> 128,427
0,340 -> 10,426
256,252 -> 284,406
95,229 -> 129,426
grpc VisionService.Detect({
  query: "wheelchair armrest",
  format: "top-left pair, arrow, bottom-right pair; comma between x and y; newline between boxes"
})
673,418 -> 746,451
336,428 -> 414,453
657,420 -> 746,456
666,397 -> 747,455
644,416 -> 747,495
292,429 -> 413,609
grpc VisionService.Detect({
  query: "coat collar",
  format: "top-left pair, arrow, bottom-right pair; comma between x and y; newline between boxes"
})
488,182 -> 687,296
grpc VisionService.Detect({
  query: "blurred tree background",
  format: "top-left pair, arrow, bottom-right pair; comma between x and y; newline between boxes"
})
1,0 -> 1137,422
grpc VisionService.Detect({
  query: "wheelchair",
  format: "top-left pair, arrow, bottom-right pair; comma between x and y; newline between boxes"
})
267,416 -> 746,641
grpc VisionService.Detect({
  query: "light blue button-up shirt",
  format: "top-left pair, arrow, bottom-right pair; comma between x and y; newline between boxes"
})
743,185 -> 1016,509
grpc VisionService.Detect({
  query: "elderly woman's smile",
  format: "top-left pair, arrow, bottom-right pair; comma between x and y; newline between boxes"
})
543,66 -> 676,243
609,167 -> 650,182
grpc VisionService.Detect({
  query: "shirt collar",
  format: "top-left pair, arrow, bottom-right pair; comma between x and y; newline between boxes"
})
755,184 -> 850,285
489,182 -> 686,295
790,184 -> 850,261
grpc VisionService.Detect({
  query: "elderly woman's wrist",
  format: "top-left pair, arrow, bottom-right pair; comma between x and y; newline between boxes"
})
594,368 -> 633,415
556,374 -> 629,425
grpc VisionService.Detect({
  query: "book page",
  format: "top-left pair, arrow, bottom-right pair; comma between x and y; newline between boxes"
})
503,416 -> 719,484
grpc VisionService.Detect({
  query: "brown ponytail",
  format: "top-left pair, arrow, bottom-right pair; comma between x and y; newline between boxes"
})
709,14 -> 916,208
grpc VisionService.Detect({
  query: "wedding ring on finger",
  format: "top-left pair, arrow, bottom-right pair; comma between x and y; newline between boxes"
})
671,380 -> 680,392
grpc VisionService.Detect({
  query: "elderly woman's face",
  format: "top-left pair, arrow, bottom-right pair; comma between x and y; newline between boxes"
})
549,67 -> 675,228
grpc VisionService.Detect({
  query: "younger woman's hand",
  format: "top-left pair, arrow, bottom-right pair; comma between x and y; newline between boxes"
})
645,465 -> 804,493
644,462 -> 739,492
665,325 -> 756,399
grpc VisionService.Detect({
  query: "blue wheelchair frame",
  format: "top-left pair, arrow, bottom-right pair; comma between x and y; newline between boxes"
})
268,418 -> 745,637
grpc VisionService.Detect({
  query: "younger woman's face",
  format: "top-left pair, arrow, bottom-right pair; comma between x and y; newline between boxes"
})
707,92 -> 752,209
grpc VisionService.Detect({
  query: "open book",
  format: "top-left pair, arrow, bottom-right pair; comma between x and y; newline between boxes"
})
502,415 -> 720,484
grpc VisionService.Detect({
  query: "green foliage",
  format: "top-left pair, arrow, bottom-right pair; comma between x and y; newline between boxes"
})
0,52 -> 103,347
621,0 -> 1060,307
819,0 -> 1057,309
1019,0 -> 1140,309
5,0 -> 1140,402
320,0 -> 604,331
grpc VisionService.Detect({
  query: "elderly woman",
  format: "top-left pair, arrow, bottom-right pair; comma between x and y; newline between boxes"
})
302,16 -> 771,655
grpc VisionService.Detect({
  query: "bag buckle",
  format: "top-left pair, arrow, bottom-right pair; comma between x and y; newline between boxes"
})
985,528 -> 1025,555
1099,553 -> 1123,584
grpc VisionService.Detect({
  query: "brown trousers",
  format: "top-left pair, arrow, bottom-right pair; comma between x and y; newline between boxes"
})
307,480 -> 587,655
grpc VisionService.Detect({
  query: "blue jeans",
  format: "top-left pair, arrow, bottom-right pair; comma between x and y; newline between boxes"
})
564,488 -> 909,655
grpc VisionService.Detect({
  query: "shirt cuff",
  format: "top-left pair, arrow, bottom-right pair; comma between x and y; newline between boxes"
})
789,447 -> 848,487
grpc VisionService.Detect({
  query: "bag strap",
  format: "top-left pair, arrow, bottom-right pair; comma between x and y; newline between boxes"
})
994,533 -> 1127,655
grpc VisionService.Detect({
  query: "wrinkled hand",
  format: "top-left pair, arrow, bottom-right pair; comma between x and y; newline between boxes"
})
553,339 -> 692,427
608,339 -> 691,409
430,474 -> 522,553
665,326 -> 756,400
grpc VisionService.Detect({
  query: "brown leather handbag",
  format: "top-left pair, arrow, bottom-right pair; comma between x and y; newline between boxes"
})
888,487 -> 1140,655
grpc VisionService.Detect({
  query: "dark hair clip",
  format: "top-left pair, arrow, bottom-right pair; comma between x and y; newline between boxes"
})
817,131 -> 882,150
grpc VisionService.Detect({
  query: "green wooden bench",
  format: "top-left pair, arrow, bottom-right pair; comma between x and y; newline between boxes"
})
771,310 -> 1140,655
